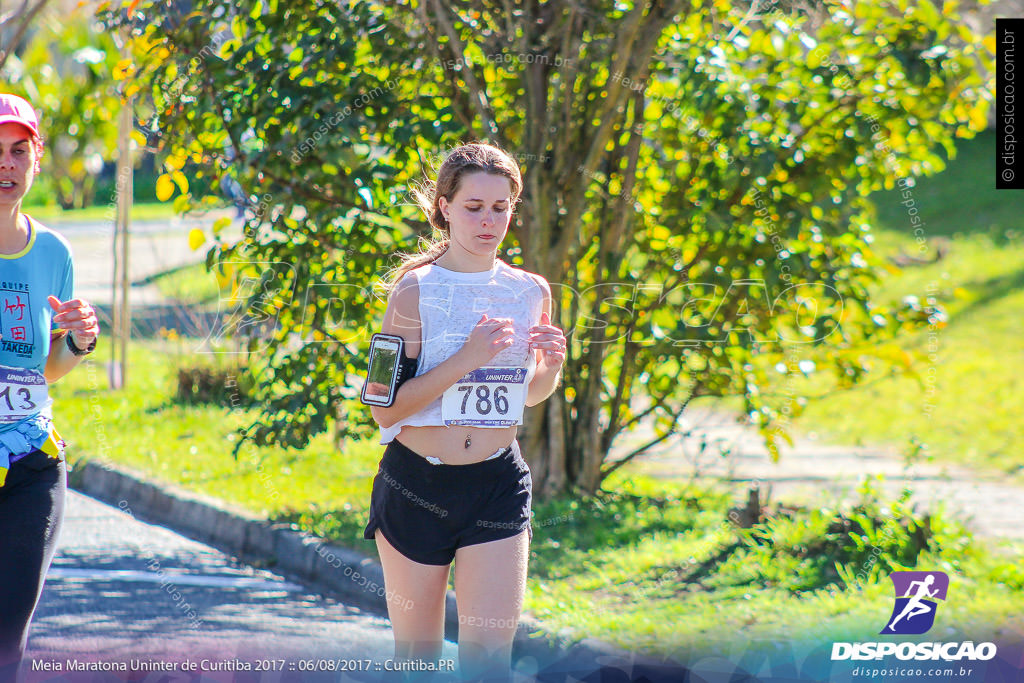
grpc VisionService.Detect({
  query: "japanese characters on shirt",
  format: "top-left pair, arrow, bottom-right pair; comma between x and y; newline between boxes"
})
0,278 -> 34,357
0,272 -> 55,423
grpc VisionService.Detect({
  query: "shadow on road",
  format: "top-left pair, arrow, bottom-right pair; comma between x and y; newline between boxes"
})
31,546 -> 396,661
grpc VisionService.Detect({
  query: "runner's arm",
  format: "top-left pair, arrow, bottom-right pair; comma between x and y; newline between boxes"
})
44,330 -> 87,382
44,295 -> 98,382
526,277 -> 564,407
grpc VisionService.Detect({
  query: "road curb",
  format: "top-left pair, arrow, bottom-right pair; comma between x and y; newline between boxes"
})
68,458 -> 661,676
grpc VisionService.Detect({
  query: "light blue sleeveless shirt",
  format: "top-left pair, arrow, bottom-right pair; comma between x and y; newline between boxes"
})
0,216 -> 74,465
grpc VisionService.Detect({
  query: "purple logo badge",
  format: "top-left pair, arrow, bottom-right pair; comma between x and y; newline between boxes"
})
881,571 -> 949,635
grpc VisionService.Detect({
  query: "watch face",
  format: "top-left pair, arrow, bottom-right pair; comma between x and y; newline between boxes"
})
67,334 -> 95,355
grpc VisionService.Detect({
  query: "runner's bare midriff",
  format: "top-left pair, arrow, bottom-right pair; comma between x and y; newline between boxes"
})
396,425 -> 518,465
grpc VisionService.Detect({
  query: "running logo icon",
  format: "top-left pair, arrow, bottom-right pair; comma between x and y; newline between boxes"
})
881,571 -> 949,635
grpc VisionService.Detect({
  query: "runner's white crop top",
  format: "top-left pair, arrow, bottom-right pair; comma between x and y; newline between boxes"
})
378,259 -> 546,444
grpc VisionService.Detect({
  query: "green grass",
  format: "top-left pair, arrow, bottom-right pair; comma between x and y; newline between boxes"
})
147,262 -> 225,305
522,476 -> 1023,654
26,201 -> 181,223
763,129 -> 1024,478
783,235 -> 1024,477
50,341 -> 1024,657
54,343 -> 377,523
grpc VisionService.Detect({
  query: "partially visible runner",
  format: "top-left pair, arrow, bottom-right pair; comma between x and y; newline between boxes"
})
0,94 -> 99,682
363,143 -> 566,681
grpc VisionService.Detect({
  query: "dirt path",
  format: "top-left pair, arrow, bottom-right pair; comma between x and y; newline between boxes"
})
612,406 -> 1024,541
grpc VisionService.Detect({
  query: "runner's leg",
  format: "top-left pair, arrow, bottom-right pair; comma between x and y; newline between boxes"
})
453,530 -> 529,681
907,604 -> 931,619
375,531 -> 451,663
0,456 -> 66,682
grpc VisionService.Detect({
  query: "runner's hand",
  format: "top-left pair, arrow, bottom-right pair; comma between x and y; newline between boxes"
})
49,296 -> 99,350
462,314 -> 515,368
529,311 -> 566,367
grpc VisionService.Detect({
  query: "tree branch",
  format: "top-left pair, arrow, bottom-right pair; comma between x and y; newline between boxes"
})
554,0 -> 684,276
558,7 -> 581,143
600,405 -> 684,480
619,399 -> 664,433
427,0 -> 503,143
725,0 -> 764,42
605,339 -> 640,448
0,0 -> 32,28
406,3 -> 478,132
0,0 -> 50,73
600,377 -> 702,480
605,355 -> 685,451
603,96 -> 648,434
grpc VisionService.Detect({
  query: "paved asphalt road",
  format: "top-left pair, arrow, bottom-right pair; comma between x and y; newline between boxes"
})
24,490 -> 462,681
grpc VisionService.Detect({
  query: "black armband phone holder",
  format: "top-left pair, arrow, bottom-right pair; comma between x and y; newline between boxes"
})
360,333 -> 419,407
394,349 -> 418,388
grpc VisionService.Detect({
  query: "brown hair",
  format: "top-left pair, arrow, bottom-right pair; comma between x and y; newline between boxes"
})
387,142 -> 523,290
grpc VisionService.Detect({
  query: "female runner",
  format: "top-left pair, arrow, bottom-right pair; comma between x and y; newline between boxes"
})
363,142 -> 566,680
0,93 -> 100,681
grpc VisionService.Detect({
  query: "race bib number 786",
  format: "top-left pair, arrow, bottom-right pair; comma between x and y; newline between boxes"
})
441,367 -> 527,427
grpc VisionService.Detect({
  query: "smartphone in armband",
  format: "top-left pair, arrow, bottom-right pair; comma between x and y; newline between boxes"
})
360,333 -> 416,407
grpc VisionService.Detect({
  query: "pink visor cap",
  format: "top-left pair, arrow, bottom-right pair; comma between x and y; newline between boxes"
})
0,94 -> 39,138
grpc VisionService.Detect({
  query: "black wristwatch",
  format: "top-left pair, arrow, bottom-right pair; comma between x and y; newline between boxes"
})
66,332 -> 96,356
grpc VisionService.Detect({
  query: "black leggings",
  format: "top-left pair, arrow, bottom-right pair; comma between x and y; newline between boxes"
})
0,450 -> 66,681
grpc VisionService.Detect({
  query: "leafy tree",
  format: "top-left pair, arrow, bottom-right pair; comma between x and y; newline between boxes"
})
4,9 -> 122,209
102,0 -> 992,497
0,0 -> 51,72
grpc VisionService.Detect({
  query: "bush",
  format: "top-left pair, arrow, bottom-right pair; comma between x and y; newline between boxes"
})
175,365 -> 255,407
725,476 -> 971,592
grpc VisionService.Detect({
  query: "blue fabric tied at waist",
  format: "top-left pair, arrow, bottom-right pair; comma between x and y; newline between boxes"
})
0,414 -> 52,484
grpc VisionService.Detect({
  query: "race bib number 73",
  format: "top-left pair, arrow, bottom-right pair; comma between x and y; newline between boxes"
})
441,367 -> 527,427
0,366 -> 49,424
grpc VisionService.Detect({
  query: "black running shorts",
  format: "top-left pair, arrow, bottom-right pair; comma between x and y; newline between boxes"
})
363,438 -> 533,566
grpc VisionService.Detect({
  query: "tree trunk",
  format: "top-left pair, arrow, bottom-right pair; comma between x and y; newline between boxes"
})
510,0 -> 683,499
